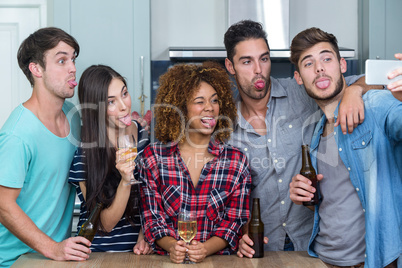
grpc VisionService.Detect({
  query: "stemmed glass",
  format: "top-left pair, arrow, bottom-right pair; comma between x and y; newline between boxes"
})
178,210 -> 197,264
117,134 -> 141,185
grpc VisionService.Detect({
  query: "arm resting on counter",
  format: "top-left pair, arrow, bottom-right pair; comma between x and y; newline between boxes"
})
0,185 -> 91,261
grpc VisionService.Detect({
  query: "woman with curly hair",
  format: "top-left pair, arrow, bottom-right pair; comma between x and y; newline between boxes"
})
138,61 -> 251,263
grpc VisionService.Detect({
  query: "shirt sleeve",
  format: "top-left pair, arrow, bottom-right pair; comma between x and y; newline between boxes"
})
138,147 -> 176,254
0,134 -> 30,188
68,148 -> 86,188
210,151 -> 251,252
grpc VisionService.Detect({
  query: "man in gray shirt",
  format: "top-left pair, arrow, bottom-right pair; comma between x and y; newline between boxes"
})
223,20 -> 372,256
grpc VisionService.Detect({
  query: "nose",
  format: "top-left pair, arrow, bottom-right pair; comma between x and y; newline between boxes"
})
315,62 -> 324,73
118,99 -> 128,111
205,100 -> 214,111
254,62 -> 262,74
69,61 -> 76,73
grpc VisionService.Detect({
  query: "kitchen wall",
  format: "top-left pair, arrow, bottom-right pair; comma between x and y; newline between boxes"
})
151,0 -> 359,60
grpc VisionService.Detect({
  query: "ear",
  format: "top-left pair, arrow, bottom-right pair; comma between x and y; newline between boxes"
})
294,71 -> 304,85
28,62 -> 43,78
225,58 -> 235,75
340,58 -> 347,74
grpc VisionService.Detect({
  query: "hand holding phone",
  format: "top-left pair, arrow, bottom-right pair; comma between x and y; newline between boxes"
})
365,59 -> 402,85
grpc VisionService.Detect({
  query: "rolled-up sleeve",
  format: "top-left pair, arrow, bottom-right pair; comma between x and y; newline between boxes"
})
210,153 -> 251,252
138,148 -> 176,254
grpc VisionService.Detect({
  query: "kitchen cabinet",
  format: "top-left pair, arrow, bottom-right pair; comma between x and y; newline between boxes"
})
359,0 -> 402,70
53,0 -> 151,113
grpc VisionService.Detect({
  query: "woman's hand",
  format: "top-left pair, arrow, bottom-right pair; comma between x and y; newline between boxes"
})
133,238 -> 153,255
186,240 -> 208,263
115,148 -> 137,184
133,229 -> 153,255
168,240 -> 187,263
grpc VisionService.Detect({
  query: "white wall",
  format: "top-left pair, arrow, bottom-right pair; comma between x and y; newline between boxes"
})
151,0 -> 227,60
289,0 -> 359,58
151,0 -> 359,60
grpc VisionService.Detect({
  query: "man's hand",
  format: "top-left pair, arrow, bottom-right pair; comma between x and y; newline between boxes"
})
289,174 -> 323,205
387,53 -> 402,92
236,234 -> 268,258
335,83 -> 364,134
46,236 -> 91,261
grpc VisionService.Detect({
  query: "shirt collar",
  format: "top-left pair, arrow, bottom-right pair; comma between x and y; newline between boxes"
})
162,140 -> 223,157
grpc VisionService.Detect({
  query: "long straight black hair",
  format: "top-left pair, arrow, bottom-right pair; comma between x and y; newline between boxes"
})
78,64 -> 137,229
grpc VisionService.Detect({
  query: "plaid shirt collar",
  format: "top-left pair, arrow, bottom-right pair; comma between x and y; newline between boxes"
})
161,140 -> 223,157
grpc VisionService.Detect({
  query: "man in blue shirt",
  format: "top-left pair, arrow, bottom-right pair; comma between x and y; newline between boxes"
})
289,27 -> 401,268
0,27 -> 91,267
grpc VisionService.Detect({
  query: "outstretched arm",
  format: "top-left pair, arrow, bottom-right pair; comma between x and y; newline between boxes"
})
387,53 -> 402,101
0,185 -> 91,261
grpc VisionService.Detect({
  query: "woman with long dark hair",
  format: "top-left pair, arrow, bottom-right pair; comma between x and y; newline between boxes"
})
69,64 -> 152,253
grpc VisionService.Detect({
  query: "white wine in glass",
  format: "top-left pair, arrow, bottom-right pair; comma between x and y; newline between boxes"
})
117,134 -> 140,185
178,211 -> 197,264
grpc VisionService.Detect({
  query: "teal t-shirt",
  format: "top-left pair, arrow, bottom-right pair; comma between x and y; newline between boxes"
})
0,102 -> 81,267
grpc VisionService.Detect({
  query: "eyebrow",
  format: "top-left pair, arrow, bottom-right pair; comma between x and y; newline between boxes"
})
108,85 -> 127,99
239,51 -> 270,61
300,49 -> 335,63
193,93 -> 218,101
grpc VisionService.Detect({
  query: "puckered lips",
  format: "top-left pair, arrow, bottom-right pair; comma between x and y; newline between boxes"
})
254,79 -> 265,89
200,116 -> 217,129
67,78 -> 77,88
118,114 -> 132,126
315,76 -> 331,89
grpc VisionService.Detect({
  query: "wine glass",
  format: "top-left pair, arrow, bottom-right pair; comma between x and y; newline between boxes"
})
178,210 -> 197,264
117,134 -> 141,185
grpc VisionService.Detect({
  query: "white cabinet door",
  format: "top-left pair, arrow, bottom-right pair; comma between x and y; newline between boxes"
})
0,0 -> 47,128
53,0 -> 151,114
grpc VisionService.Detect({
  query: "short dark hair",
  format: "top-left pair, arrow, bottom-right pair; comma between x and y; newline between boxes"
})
17,27 -> 80,86
290,27 -> 340,71
224,20 -> 269,62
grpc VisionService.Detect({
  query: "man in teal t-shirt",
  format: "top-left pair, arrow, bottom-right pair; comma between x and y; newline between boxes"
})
0,27 -> 91,267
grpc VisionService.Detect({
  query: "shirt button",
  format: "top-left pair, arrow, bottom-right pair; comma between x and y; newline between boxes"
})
268,139 -> 272,143
356,188 -> 360,191
362,141 -> 366,146
334,132 -> 336,135
274,159 -> 278,163
281,201 -> 285,205
282,223 -> 286,227
347,167 -> 351,171
363,209 -> 366,213
365,254 -> 367,258
244,148 -> 248,152
339,148 -> 342,152
278,179 -> 283,183
289,125 -> 293,128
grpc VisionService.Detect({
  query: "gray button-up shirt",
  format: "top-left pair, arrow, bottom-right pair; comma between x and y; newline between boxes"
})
229,76 -> 360,251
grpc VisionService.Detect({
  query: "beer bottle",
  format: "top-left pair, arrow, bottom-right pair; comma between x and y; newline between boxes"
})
300,145 -> 319,206
248,198 -> 264,258
77,202 -> 102,242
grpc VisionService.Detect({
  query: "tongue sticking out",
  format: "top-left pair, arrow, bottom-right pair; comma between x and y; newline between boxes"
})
119,115 -> 132,126
254,81 -> 265,89
201,118 -> 217,128
68,80 -> 77,88
316,80 -> 330,89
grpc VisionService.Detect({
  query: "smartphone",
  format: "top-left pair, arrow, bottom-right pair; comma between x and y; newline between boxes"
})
365,59 -> 402,85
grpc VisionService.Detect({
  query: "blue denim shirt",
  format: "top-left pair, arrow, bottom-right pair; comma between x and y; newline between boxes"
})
307,90 -> 402,268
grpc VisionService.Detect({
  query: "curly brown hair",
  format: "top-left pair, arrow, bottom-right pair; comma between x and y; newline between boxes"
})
154,61 -> 237,144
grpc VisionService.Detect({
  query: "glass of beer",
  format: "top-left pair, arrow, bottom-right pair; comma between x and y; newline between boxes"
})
117,134 -> 140,185
178,210 -> 197,264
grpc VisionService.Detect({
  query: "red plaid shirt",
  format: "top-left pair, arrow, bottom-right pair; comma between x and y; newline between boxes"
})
138,141 -> 251,255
